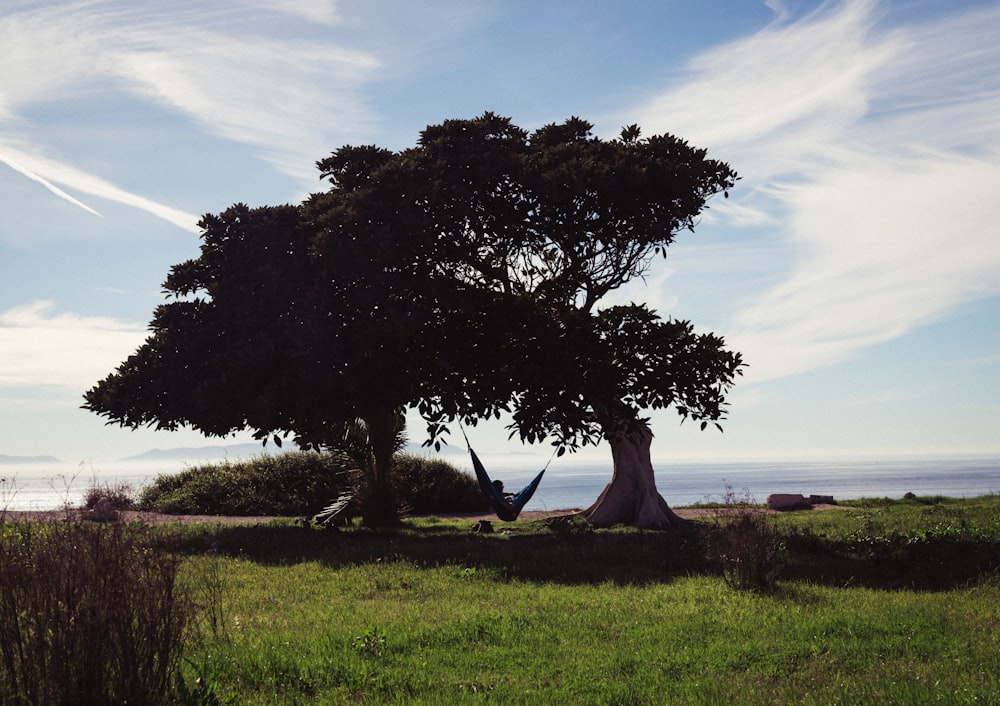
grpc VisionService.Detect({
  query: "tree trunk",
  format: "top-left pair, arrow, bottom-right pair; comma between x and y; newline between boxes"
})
360,472 -> 399,527
358,409 -> 403,527
581,421 -> 686,530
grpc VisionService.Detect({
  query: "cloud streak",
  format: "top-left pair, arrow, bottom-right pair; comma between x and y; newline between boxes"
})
630,0 -> 1000,382
0,139 -> 201,231
0,0 -> 379,230
111,10 -> 379,180
0,301 -> 146,391
239,0 -> 340,24
0,150 -> 102,217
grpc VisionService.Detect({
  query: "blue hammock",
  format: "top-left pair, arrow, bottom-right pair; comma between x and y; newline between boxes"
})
469,447 -> 546,522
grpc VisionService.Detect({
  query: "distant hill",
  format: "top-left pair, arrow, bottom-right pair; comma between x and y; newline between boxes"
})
120,443 -> 273,462
0,454 -> 63,464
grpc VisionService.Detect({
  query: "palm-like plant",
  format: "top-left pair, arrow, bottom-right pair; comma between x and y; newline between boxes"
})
326,410 -> 407,526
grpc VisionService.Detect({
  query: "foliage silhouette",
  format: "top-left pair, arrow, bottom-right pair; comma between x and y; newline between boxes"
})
85,114 -> 742,527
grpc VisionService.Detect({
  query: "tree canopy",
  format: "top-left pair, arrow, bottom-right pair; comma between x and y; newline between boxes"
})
84,114 -> 744,527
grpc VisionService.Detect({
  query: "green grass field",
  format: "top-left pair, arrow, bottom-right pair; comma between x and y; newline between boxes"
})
169,496 -> 1000,705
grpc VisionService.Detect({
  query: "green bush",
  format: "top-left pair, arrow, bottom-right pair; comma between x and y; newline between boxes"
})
137,451 -> 351,515
0,522 -> 195,705
393,453 -> 487,514
137,451 -> 486,517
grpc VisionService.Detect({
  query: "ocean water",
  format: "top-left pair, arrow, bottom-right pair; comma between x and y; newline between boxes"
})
1,455 -> 998,512
0,460 -> 184,512
519,457 -> 1000,511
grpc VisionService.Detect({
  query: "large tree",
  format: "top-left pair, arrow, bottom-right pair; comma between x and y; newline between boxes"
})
313,114 -> 744,528
85,114 -> 743,529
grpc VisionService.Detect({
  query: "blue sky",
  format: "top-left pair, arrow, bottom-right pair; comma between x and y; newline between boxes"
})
2,0 -> 999,465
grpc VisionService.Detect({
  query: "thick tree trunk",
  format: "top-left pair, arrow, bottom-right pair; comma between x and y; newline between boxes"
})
581,421 -> 686,530
361,473 -> 399,527
358,409 -> 403,527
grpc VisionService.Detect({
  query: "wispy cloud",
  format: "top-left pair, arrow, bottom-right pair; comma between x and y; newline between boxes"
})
0,301 -> 146,391
239,0 -> 340,24
112,11 -> 380,180
764,0 -> 792,23
629,0 -> 1000,382
0,0 -> 378,229
0,139 -> 200,231
0,150 -> 102,216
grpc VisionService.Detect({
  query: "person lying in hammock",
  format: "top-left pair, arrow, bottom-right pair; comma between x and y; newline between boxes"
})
468,442 -> 547,521
492,479 -> 515,501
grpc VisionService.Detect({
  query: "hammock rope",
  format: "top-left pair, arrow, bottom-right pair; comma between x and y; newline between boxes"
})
459,424 -> 555,522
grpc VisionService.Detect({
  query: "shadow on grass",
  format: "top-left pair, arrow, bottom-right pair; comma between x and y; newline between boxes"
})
155,516 -> 1000,591
780,529 -> 1000,591
160,518 -> 710,585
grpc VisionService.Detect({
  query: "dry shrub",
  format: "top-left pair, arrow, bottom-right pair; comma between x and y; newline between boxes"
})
706,486 -> 784,592
82,479 -> 137,512
0,521 -> 195,705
